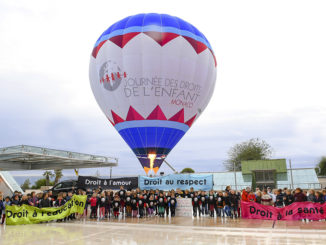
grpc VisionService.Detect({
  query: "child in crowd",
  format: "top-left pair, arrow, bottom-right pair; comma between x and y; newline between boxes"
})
55,194 -> 66,222
189,188 -> 195,199
39,193 -> 51,208
192,192 -> 201,217
137,194 -> 146,218
315,192 -> 324,204
294,188 -> 307,202
0,195 -> 5,224
229,190 -> 239,218
99,193 -> 106,219
169,193 -> 177,217
11,195 -> 20,205
275,189 -> 284,208
103,192 -> 109,218
154,190 -> 159,214
89,193 -> 98,219
283,189 -> 294,206
131,194 -> 138,217
322,190 -> 326,202
157,192 -> 166,217
20,195 -> 29,206
216,192 -> 225,217
255,191 -> 262,204
261,190 -> 273,206
118,186 -> 126,214
2,197 -> 11,224
223,192 -> 231,217
247,191 -> 256,202
147,195 -> 155,216
208,190 -> 215,217
307,189 -> 316,202
165,192 -> 171,216
200,191 -> 208,215
125,192 -> 132,217
112,195 -> 121,218
28,192 -> 38,207
55,194 -> 66,207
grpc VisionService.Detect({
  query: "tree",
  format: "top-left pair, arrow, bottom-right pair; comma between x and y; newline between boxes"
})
31,178 -> 55,189
315,157 -> 326,176
54,169 -> 63,184
21,178 -> 31,191
43,171 -> 54,186
224,138 -> 273,171
180,168 -> 195,173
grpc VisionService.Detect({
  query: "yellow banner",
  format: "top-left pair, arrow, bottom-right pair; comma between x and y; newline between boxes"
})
5,195 -> 87,225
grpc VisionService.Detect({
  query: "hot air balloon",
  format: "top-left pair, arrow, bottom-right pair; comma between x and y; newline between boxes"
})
89,13 -> 217,174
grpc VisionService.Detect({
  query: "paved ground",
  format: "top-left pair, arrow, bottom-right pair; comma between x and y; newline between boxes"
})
1,217 -> 326,244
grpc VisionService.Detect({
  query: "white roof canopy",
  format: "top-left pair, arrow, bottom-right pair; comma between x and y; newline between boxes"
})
0,145 -> 118,171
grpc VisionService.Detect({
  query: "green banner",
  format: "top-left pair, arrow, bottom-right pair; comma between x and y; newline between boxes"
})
5,195 -> 87,225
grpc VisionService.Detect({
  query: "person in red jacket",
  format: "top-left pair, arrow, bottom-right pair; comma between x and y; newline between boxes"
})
247,191 -> 256,202
241,188 -> 250,202
90,193 -> 98,219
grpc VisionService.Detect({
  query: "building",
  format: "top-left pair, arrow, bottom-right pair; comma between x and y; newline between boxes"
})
0,171 -> 24,197
212,159 -> 321,190
0,145 -> 118,196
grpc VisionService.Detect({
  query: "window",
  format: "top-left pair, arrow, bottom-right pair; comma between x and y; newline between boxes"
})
54,183 -> 62,190
255,170 -> 275,183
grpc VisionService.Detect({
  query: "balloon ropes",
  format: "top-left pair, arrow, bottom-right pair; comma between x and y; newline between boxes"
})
89,13 -> 217,174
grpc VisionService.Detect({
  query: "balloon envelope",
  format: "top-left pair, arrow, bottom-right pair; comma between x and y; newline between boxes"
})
89,13 -> 217,174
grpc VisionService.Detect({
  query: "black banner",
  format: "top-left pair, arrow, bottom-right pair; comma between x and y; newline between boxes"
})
77,176 -> 138,190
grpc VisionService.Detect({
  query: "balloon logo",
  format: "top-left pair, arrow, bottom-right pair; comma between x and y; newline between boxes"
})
89,13 -> 217,174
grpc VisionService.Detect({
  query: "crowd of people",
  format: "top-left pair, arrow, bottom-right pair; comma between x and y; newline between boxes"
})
1,185 -> 326,224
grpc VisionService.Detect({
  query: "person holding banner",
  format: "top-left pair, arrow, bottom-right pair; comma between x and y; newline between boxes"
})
307,189 -> 317,203
54,194 -> 66,222
316,192 -> 324,204
39,193 -> 51,208
261,190 -> 273,206
275,189 -> 284,208
283,190 -> 294,206
294,188 -> 307,202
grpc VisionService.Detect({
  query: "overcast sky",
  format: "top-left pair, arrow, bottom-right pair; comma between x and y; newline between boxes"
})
1,0 -> 326,177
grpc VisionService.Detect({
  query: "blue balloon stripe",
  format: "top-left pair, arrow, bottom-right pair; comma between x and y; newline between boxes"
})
118,130 -> 136,149
118,127 -> 185,149
94,26 -> 212,50
114,120 -> 189,133
107,14 -> 206,38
